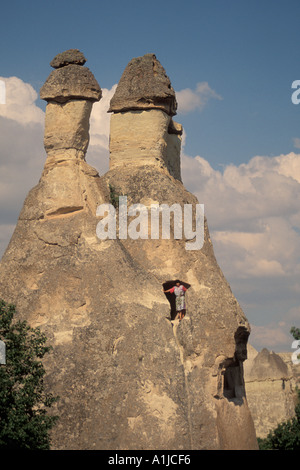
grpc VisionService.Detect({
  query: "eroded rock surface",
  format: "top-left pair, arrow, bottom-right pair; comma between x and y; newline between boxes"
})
50,48 -> 87,68
0,52 -> 258,450
109,54 -> 182,181
40,48 -> 102,190
108,53 -> 177,116
40,48 -> 101,104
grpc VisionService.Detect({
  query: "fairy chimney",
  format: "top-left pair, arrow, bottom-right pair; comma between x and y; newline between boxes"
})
108,53 -> 182,181
37,49 -> 103,219
40,49 -> 102,172
0,51 -> 258,450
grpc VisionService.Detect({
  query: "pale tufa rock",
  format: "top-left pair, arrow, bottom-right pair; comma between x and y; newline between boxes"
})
0,51 -> 258,450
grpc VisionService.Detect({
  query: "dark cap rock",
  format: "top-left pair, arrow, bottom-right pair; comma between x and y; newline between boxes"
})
40,57 -> 102,103
50,49 -> 87,68
108,53 -> 177,116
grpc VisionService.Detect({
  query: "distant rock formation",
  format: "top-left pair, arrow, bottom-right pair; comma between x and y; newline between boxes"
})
0,51 -> 258,450
244,345 -> 296,438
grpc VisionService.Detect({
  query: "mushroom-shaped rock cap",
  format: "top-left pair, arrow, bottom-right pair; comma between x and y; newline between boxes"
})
109,53 -> 177,116
50,48 -> 87,68
40,50 -> 102,103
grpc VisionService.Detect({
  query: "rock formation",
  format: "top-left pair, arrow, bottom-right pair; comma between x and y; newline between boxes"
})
244,346 -> 296,438
108,54 -> 177,116
37,49 -> 103,220
0,51 -> 258,450
108,54 -> 182,181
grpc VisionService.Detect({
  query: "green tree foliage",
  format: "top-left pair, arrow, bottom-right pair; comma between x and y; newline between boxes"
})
109,183 -> 126,209
258,389 -> 300,450
290,326 -> 300,341
109,184 -> 120,208
0,299 -> 59,449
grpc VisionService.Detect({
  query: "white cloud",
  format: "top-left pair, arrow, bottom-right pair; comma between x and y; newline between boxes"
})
212,217 -> 300,278
182,151 -> 300,280
86,84 -> 117,175
89,84 -> 117,148
0,78 -> 46,245
249,321 -> 292,351
0,80 -> 5,104
250,304 -> 300,352
0,76 -> 44,125
275,151 -> 300,183
176,82 -> 222,114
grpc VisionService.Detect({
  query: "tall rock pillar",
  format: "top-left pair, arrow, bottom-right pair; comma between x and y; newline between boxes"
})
38,49 -> 103,217
0,51 -> 258,450
108,53 -> 182,181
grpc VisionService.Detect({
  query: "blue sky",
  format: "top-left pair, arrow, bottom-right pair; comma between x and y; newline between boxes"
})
0,0 -> 300,352
2,0 -> 300,166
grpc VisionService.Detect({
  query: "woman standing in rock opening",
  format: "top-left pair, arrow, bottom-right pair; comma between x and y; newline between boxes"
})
164,280 -> 187,320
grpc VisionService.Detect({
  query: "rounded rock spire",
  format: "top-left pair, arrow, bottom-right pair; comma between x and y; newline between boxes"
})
108,53 -> 177,116
40,49 -> 101,103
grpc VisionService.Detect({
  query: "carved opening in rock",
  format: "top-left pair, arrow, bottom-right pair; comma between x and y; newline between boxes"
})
234,326 -> 249,362
223,326 -> 249,404
223,363 -> 244,403
164,290 -> 177,320
162,280 -> 190,321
